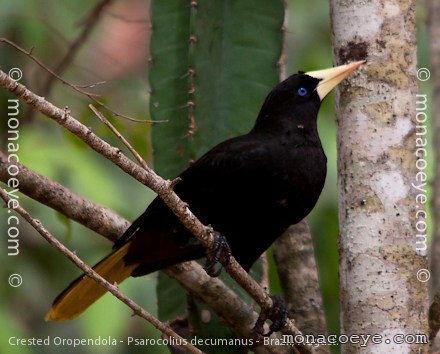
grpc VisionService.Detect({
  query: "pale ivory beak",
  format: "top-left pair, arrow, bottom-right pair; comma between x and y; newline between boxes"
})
305,60 -> 365,101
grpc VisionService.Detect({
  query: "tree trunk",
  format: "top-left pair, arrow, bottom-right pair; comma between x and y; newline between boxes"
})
330,0 -> 429,353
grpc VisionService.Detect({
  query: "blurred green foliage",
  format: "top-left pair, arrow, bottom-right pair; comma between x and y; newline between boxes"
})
0,1 -> 431,354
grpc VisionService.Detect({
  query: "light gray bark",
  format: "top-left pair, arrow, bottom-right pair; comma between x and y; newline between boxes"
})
330,0 -> 429,353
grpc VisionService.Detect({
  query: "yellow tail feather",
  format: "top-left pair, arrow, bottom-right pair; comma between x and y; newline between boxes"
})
45,242 -> 138,322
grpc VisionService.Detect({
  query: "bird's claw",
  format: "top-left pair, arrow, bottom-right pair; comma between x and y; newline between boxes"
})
203,232 -> 231,277
253,295 -> 288,337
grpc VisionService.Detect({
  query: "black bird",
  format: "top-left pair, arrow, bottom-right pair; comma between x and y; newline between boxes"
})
46,61 -> 363,321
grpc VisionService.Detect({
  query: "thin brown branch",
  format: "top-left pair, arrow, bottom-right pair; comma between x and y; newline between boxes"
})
0,150 -> 127,242
0,38 -> 94,95
76,81 -> 107,89
0,187 -> 203,354
105,11 -> 149,23
40,0 -> 114,98
0,69 -> 313,354
0,38 -> 155,123
277,0 -> 288,82
259,252 -> 270,291
89,104 -> 150,169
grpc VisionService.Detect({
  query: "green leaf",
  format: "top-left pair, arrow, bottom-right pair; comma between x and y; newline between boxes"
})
150,0 -> 284,178
190,0 -> 284,159
157,271 -> 187,321
150,0 -> 192,178
150,0 -> 285,341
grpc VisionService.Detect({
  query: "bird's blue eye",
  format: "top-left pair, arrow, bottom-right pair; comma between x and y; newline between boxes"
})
297,87 -> 308,96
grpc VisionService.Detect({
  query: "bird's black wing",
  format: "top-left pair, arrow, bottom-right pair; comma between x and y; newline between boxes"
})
114,133 -> 270,248
113,133 -> 285,271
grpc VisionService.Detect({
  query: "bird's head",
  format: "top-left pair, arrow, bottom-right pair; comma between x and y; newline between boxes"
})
254,61 -> 364,132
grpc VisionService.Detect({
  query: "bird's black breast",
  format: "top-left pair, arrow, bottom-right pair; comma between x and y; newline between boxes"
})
172,132 -> 327,269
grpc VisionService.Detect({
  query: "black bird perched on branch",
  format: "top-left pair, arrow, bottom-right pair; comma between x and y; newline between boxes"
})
47,61 -> 363,322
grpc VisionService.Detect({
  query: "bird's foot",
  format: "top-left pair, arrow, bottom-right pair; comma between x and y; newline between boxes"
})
203,232 -> 231,277
253,295 -> 288,337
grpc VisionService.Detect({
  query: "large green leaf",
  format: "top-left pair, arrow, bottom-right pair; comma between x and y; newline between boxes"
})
150,0 -> 284,178
150,0 -> 285,346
